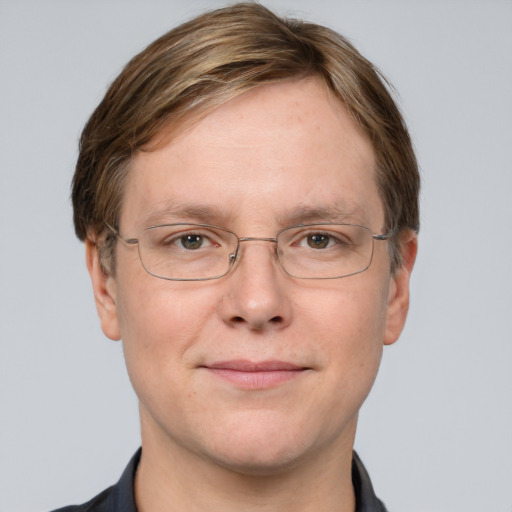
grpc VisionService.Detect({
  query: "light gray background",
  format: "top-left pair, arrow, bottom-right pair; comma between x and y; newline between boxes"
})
1,1 -> 511,511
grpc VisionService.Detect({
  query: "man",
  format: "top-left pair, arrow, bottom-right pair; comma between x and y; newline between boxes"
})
55,3 -> 419,511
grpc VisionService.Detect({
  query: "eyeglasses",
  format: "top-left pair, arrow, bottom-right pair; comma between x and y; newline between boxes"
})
105,222 -> 392,281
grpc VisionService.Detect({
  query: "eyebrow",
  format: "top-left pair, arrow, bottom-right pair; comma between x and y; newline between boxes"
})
277,201 -> 367,226
140,200 -> 230,228
139,199 -> 367,229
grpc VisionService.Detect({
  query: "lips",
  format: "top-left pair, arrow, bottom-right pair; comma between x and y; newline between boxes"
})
202,360 -> 308,389
207,360 -> 304,372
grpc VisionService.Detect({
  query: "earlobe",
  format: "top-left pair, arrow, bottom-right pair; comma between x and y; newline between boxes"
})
383,231 -> 418,346
85,239 -> 121,341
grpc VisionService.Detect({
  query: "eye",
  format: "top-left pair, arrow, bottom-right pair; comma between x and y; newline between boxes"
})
157,229 -> 218,250
144,225 -> 231,254
289,229 -> 351,251
306,233 -> 332,249
179,234 -> 205,250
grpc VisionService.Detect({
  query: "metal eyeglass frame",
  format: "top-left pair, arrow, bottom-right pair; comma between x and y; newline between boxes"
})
104,221 -> 393,281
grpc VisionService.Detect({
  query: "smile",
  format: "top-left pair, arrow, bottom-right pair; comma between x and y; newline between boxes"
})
202,360 -> 309,389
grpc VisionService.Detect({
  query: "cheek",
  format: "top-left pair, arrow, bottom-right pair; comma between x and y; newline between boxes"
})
115,279 -> 218,390
302,277 -> 389,341
300,277 -> 390,381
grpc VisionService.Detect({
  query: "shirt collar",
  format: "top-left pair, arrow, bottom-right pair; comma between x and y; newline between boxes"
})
352,451 -> 388,512
108,448 -> 140,512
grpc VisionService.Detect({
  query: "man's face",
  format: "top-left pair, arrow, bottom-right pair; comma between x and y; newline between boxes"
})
89,78 -> 415,474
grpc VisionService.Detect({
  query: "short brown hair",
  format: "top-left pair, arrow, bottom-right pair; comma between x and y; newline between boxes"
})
72,2 -> 419,271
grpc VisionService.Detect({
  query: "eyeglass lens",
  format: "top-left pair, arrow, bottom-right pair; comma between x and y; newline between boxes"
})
135,223 -> 375,281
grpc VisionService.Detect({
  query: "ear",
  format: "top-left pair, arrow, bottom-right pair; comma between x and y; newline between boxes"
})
85,238 -> 121,341
383,231 -> 418,346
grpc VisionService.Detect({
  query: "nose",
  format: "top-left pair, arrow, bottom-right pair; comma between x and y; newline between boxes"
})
218,240 -> 293,331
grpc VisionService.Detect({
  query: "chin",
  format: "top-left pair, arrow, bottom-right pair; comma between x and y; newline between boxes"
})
195,414 -> 331,477
206,442 -> 308,477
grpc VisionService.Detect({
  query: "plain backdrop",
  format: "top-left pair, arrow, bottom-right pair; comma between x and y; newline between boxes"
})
1,1 -> 511,511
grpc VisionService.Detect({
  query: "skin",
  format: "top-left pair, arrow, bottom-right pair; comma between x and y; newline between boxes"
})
86,78 -> 417,512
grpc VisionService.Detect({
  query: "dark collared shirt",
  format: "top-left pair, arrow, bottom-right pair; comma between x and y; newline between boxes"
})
51,449 -> 387,512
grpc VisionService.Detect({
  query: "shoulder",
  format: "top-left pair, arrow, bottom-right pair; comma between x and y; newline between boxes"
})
49,485 -> 114,512
48,449 -> 141,512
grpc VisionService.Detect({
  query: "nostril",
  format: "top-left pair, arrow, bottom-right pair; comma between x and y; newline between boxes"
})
230,315 -> 282,325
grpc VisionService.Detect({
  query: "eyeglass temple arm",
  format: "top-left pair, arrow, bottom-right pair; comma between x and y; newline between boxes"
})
103,221 -> 138,245
373,231 -> 394,241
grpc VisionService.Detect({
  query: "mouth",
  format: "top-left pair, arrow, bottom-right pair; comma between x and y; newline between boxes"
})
201,360 -> 310,389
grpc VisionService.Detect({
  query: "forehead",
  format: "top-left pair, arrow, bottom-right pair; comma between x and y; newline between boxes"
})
122,78 -> 382,231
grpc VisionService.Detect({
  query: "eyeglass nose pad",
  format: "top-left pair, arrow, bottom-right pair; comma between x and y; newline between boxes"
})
229,252 -> 237,263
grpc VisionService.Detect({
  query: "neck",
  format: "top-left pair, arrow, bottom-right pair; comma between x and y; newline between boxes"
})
134,420 -> 357,512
